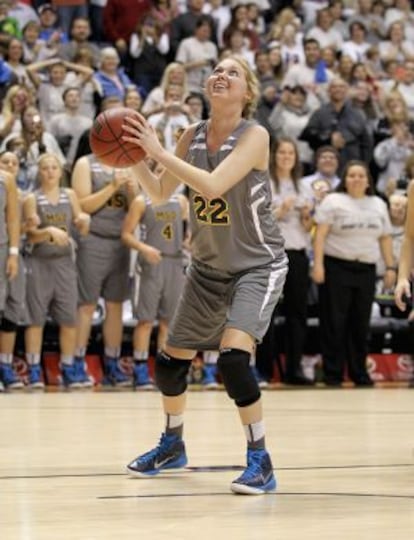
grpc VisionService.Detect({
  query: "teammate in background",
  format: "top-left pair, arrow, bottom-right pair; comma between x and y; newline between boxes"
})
71,155 -> 139,386
395,180 -> 414,388
122,192 -> 189,389
23,153 -> 90,389
0,151 -> 20,391
123,55 -> 288,495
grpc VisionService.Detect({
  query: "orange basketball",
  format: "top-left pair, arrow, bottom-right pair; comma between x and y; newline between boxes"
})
89,107 -> 146,168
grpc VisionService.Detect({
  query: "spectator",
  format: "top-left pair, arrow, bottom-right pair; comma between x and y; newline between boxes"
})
21,20 -> 48,63
0,83 -> 31,140
269,137 -> 314,385
203,0 -> 231,48
88,0 -> 108,44
48,86 -> 93,171
306,7 -> 343,51
38,3 -> 69,55
374,89 -> 414,145
282,38 -> 333,112
58,17 -> 101,69
175,15 -> 218,93
0,0 -> 21,46
222,3 -> 260,52
141,62 -> 188,117
268,84 -> 313,172
129,15 -> 169,96
391,61 -> 414,120
224,27 -> 255,68
170,0 -> 215,59
379,20 -> 414,64
300,77 -> 373,174
52,0 -> 88,37
124,85 -> 143,113
279,22 -> 305,69
348,0 -> 385,45
336,53 -> 354,83
23,152 -> 90,389
65,47 -> 102,119
103,0 -> 152,61
373,120 -> 414,195
93,47 -> 134,100
8,0 -> 38,31
301,145 -> 340,205
312,160 -> 396,386
4,37 -> 29,86
341,20 -> 371,63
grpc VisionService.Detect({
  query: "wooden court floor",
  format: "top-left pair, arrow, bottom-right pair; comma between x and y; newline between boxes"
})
0,388 -> 413,540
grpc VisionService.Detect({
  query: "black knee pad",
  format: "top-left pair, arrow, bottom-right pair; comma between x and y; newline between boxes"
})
155,351 -> 192,396
0,317 -> 18,333
217,348 -> 261,407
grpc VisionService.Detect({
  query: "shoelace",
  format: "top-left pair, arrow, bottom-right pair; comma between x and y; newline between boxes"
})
241,451 -> 266,480
139,434 -> 170,464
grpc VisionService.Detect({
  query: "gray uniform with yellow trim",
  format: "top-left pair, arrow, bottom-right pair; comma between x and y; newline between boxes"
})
77,155 -> 130,304
134,196 -> 185,321
25,189 -> 77,325
167,119 -> 288,351
0,175 -> 8,312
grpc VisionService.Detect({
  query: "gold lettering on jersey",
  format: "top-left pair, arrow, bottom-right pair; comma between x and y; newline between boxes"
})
42,212 -> 68,230
107,192 -> 127,209
193,194 -> 230,225
155,211 -> 177,221
162,223 -> 173,241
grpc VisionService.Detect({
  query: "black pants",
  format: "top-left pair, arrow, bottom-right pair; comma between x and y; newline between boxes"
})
318,256 -> 376,384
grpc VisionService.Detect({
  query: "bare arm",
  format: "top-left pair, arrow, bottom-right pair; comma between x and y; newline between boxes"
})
124,114 -> 269,200
395,181 -> 414,310
66,188 -> 90,236
5,173 -> 19,279
26,58 -> 60,89
379,234 -> 397,290
311,222 -> 331,284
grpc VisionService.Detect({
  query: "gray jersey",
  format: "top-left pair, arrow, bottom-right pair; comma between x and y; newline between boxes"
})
0,175 -> 8,247
186,120 -> 285,274
32,189 -> 73,258
87,155 -> 128,238
140,197 -> 183,257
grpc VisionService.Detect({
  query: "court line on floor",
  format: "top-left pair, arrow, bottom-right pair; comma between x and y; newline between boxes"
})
1,462 -> 413,481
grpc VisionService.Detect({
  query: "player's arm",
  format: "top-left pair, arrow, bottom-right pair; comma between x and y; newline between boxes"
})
121,196 -> 162,264
71,156 -> 121,214
23,194 -> 69,246
395,181 -> 414,310
65,188 -> 90,236
5,172 -> 19,279
124,113 -> 268,199
129,127 -> 195,204
177,193 -> 191,247
311,222 -> 331,284
379,234 -> 397,290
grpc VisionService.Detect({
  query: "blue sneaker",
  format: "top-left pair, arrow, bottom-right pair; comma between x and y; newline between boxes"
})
231,448 -> 276,495
0,362 -> 24,389
127,433 -> 188,477
202,364 -> 218,389
133,362 -> 154,390
28,364 -> 45,389
61,363 -> 82,389
74,357 -> 93,388
103,357 -> 131,387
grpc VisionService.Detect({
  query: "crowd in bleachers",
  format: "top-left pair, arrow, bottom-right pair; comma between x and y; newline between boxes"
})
0,0 -> 413,391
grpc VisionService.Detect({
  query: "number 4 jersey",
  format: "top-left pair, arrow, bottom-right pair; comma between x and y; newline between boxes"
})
186,119 -> 285,274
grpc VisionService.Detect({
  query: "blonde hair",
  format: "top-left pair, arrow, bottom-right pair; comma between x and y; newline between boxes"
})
227,55 -> 260,118
159,62 -> 188,97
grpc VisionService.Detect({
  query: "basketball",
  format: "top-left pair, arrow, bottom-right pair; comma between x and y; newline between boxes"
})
89,107 -> 146,168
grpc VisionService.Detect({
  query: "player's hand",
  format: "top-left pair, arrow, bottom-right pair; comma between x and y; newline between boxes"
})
48,227 -> 70,246
122,113 -> 164,160
142,245 -> 162,265
311,263 -> 325,284
394,278 -> 411,311
112,170 -> 131,190
74,212 -> 90,236
25,213 -> 40,231
6,254 -> 18,280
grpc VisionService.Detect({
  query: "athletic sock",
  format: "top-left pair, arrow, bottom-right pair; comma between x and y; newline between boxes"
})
244,419 -> 266,450
26,353 -> 41,366
0,353 -> 13,364
165,413 -> 184,438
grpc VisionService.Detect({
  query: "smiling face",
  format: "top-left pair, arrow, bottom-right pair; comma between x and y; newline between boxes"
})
344,163 -> 369,198
0,151 -> 19,177
206,57 -> 257,117
275,140 -> 297,175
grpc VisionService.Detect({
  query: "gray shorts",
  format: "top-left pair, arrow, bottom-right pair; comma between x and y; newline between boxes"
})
25,255 -> 77,326
4,254 -> 27,324
0,245 -> 7,313
133,256 -> 185,322
77,234 -> 130,305
167,257 -> 288,351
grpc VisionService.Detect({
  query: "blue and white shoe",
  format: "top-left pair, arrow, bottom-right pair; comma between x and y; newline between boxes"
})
0,362 -> 24,389
127,433 -> 188,477
231,448 -> 277,495
133,362 -> 154,390
28,364 -> 45,389
102,357 -> 131,387
61,364 -> 82,389
202,364 -> 218,389
74,357 -> 93,388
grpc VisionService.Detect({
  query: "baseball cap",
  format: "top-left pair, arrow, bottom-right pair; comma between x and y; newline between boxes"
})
38,4 -> 57,15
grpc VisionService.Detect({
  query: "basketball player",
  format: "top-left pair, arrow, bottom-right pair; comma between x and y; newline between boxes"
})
0,151 -> 20,391
122,192 -> 189,389
23,153 -> 90,389
71,155 -> 139,386
395,180 -> 414,387
123,55 -> 288,494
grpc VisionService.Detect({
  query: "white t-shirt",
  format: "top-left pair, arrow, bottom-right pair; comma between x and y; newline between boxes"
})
315,192 -> 392,264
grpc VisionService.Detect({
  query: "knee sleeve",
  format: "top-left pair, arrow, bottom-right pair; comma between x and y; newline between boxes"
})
0,317 -> 18,333
155,351 -> 192,396
217,348 -> 261,407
